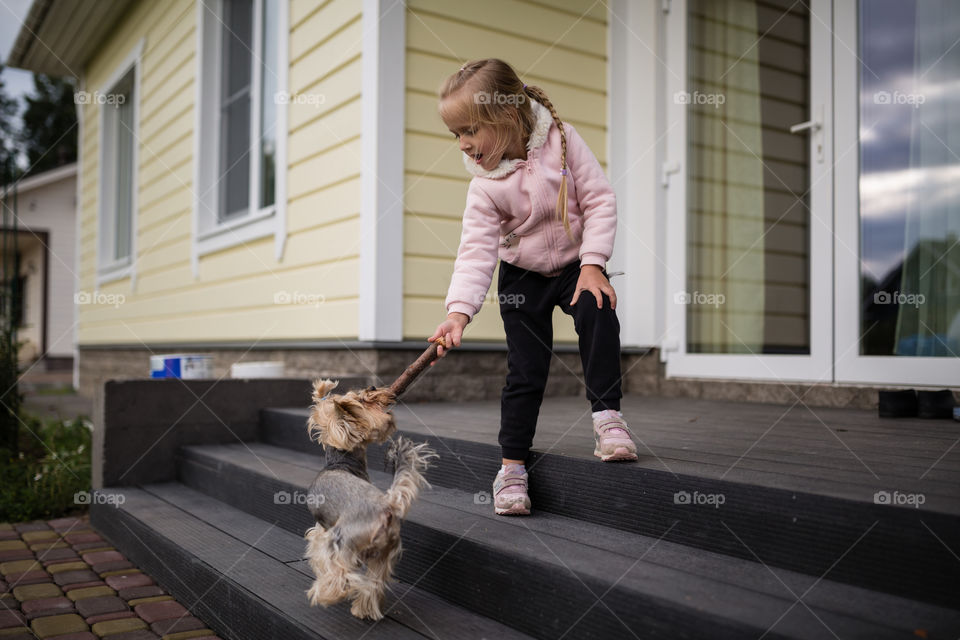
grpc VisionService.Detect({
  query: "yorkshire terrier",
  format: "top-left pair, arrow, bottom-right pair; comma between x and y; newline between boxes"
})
303,379 -> 437,620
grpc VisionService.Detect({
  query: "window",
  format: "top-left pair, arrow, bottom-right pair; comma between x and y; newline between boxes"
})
662,0 -> 834,381
833,0 -> 960,385
97,46 -> 140,285
196,0 -> 286,258
219,0 -> 253,221
858,0 -> 960,357
684,0 -> 811,355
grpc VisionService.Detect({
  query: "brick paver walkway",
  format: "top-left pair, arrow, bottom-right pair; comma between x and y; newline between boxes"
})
0,516 -> 220,639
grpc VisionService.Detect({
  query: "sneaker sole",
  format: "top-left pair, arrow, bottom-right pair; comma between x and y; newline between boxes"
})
594,446 -> 638,462
495,502 -> 531,516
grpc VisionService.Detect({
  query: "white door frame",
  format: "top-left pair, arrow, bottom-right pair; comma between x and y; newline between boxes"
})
833,1 -> 960,387
662,0 -> 835,383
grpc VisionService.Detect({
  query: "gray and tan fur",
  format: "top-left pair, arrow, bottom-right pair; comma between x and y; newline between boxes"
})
304,379 -> 437,620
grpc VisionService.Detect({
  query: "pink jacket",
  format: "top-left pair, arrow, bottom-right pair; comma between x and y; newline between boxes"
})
445,100 -> 617,320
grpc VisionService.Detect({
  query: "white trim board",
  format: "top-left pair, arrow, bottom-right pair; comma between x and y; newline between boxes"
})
608,0 -> 664,349
73,72 -> 85,391
359,0 -> 405,342
274,0 -> 289,261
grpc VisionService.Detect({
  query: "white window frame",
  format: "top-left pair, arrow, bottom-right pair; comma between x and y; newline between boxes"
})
96,38 -> 143,288
661,0 -> 835,382
833,1 -> 960,387
193,0 -> 288,271
607,0 -> 666,350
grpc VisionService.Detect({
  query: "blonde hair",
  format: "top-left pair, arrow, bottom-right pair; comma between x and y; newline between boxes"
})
439,59 -> 571,237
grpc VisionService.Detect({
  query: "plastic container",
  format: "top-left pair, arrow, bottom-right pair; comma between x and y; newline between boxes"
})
230,361 -> 286,379
150,354 -> 213,379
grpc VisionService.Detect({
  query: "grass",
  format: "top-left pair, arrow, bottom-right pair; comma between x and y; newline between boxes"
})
0,411 -> 92,523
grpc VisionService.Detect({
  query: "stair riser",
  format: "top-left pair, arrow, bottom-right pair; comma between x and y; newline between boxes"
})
91,503 -> 326,640
177,450 -> 776,640
261,410 -> 960,608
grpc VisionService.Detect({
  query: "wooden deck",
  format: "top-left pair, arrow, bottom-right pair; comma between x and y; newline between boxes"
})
392,394 -> 960,514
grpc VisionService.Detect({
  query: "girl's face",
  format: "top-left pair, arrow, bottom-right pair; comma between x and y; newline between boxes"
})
442,100 -> 507,171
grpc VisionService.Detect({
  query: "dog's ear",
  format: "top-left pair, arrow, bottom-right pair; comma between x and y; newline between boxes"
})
308,380 -> 350,447
310,393 -> 367,450
312,379 -> 339,404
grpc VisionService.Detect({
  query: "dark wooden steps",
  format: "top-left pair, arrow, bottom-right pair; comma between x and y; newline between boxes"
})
171,441 -> 960,640
260,407 -> 960,609
260,405 -> 960,505
90,483 -> 532,640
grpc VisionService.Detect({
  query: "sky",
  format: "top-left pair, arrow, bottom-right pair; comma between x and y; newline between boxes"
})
0,0 -> 40,131
859,0 -> 960,284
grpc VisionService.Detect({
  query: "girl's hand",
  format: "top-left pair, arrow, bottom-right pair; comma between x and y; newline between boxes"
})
570,265 -> 617,309
429,312 -> 469,359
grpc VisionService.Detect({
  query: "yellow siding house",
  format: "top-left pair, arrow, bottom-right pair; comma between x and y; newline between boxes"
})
7,0 -> 627,400
15,1 -> 936,405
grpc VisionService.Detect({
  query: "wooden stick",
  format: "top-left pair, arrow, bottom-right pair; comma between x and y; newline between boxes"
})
389,338 -> 446,398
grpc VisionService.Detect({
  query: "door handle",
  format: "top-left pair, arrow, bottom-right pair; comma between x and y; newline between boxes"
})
789,105 -> 824,163
789,119 -> 821,134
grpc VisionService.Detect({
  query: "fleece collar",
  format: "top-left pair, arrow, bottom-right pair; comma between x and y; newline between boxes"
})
463,99 -> 553,179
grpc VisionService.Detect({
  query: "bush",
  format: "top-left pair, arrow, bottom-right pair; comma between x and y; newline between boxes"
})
0,412 -> 92,522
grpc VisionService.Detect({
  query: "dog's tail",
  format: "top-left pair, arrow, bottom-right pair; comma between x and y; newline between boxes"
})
384,436 -> 437,518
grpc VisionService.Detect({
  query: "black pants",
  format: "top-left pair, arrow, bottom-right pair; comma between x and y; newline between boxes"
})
498,259 -> 622,461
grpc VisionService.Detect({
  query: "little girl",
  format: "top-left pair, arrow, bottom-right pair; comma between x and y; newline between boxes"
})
428,59 -> 637,516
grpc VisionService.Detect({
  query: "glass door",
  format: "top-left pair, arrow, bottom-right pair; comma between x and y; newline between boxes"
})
835,0 -> 960,386
664,0 -> 834,381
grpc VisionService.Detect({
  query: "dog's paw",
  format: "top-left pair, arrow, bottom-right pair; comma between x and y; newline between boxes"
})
387,436 -> 438,472
307,579 -> 343,607
350,594 -> 384,620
